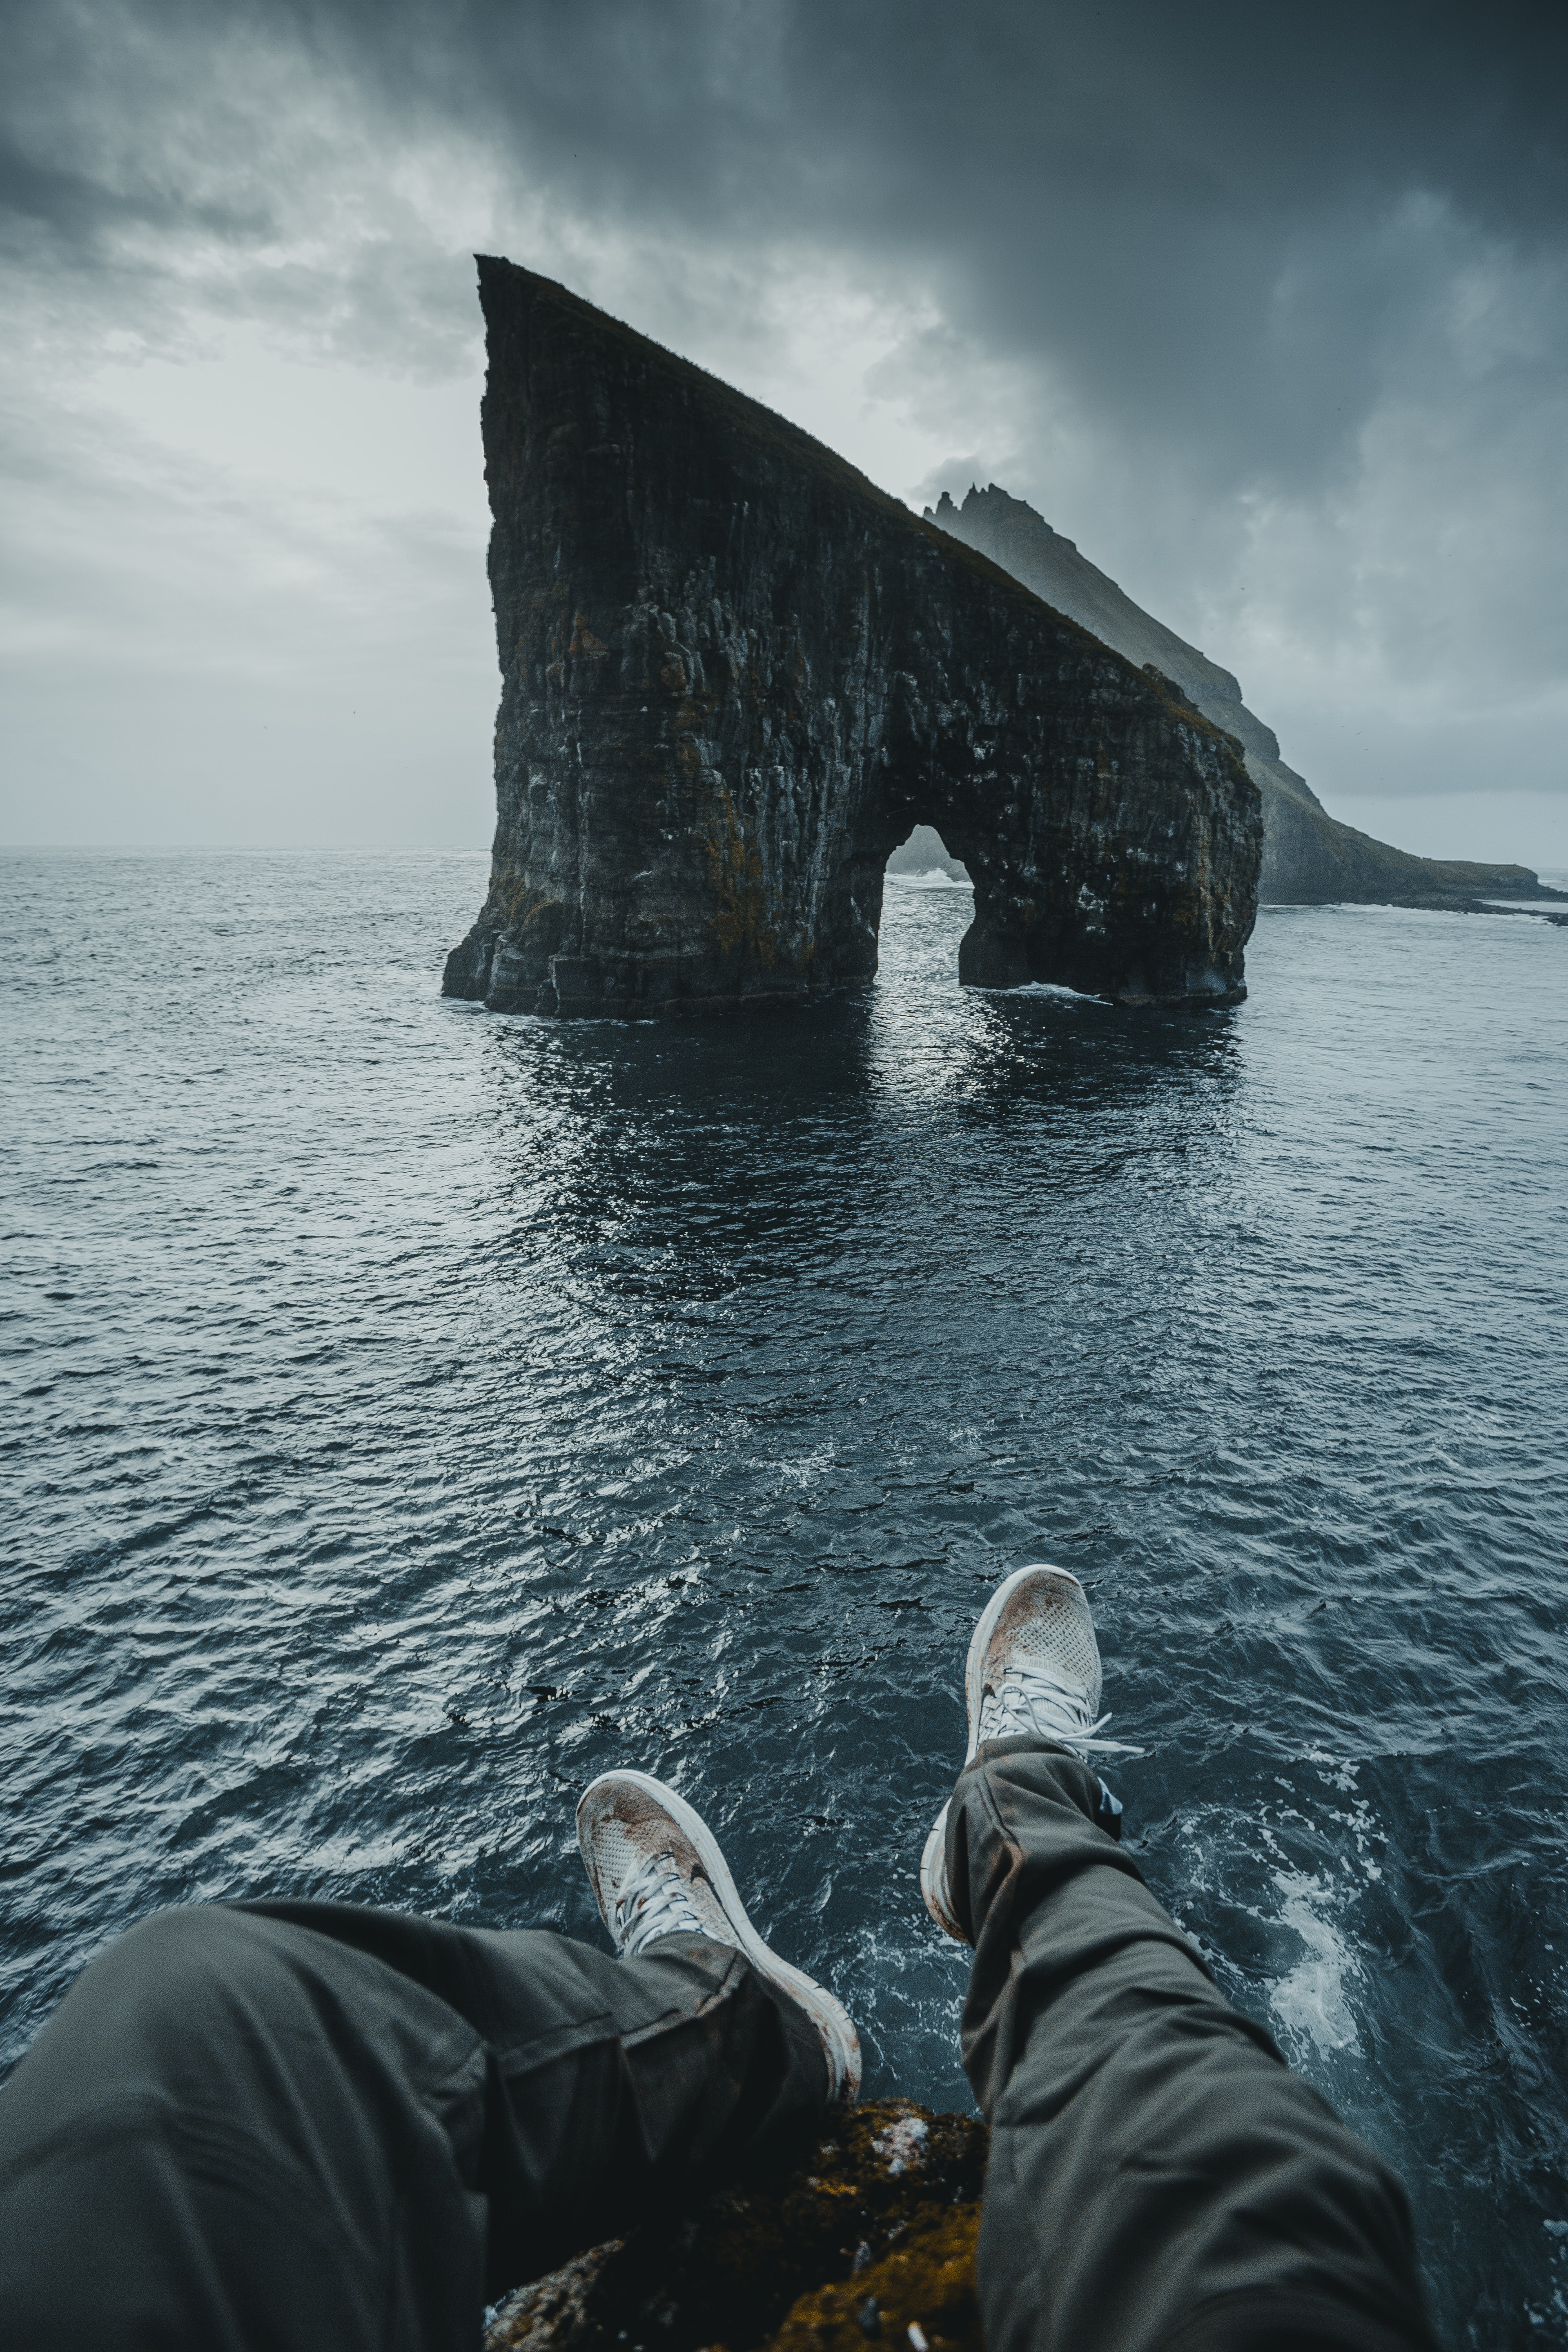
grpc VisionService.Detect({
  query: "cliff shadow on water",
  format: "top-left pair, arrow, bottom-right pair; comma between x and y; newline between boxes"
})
466,899 -> 1247,1294
443,260 -> 1261,1019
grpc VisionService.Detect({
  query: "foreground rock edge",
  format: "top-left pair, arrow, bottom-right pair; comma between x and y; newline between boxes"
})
485,2099 -> 987,2352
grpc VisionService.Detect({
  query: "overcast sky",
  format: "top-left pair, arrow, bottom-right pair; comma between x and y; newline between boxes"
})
3,0 -> 1566,863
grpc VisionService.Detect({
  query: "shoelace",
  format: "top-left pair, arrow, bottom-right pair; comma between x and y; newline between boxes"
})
982,1661 -> 1146,1756
611,1849 -> 729,1958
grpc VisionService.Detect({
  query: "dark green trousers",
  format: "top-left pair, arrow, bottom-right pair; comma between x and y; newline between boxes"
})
0,1901 -> 824,2348
947,1740 -> 1438,2352
0,1743 -> 1438,2352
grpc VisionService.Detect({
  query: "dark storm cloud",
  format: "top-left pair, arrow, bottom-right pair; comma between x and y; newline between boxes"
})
3,0 -> 1565,850
274,0 -> 1568,238
360,0 -> 1568,494
9,0 -> 1565,470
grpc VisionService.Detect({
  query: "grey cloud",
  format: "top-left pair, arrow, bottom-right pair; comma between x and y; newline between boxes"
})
7,0 -> 1564,489
1,0 -> 1564,848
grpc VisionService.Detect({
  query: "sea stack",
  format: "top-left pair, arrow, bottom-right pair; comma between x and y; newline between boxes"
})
443,260 -> 1262,1016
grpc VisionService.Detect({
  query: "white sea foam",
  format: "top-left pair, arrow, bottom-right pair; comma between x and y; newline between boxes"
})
981,979 -> 1101,1002
1267,1870 -> 1362,2057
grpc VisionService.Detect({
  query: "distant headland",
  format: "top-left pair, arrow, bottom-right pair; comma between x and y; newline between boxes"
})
926,485 -> 1566,917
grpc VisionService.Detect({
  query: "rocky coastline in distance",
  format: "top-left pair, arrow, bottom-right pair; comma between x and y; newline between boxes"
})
924,486 -> 1567,924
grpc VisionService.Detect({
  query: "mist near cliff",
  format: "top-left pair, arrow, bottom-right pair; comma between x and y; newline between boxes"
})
2,1 -> 1565,860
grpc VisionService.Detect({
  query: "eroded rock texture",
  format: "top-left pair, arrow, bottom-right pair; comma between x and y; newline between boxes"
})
443,260 -> 1261,1016
484,2098 -> 987,2352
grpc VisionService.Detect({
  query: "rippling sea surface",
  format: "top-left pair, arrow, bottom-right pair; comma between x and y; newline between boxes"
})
4,849 -> 1567,2342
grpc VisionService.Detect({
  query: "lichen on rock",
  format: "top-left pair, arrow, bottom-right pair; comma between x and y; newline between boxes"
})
767,2206 -> 983,2352
484,2100 -> 988,2352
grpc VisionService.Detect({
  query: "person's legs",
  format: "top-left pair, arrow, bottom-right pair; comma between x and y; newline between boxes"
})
925,1566 -> 1441,2352
0,1779 -> 853,2352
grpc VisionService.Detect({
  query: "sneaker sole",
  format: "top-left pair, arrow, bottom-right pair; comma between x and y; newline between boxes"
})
919,1563 -> 1087,1941
579,1767 -> 862,2103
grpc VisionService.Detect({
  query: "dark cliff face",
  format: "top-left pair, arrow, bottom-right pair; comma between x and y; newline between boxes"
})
443,261 -> 1262,1016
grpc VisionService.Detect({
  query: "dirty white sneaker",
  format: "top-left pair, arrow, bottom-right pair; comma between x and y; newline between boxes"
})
919,1564 -> 1143,1940
576,1767 -> 861,2102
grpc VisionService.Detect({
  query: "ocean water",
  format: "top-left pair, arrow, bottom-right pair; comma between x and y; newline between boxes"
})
4,849 -> 1567,2345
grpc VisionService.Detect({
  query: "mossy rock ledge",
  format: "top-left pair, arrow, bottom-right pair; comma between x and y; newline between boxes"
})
486,2100 -> 989,2352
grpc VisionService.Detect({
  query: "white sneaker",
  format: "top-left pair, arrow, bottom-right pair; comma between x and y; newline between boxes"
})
919,1564 -> 1143,1940
576,1767 -> 861,2102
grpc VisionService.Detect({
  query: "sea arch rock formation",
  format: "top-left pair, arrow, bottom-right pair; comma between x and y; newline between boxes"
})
443,260 -> 1262,1017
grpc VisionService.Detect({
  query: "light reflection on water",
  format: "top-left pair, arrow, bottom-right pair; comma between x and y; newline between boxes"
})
3,851 -> 1567,2346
